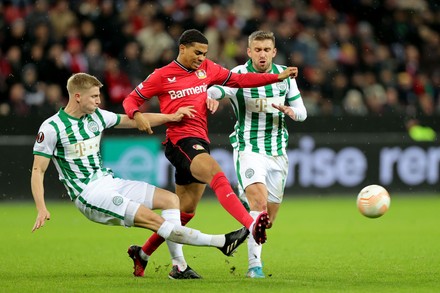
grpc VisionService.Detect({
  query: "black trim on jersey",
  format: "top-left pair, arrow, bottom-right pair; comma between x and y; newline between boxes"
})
135,88 -> 148,100
221,71 -> 232,86
174,60 -> 193,72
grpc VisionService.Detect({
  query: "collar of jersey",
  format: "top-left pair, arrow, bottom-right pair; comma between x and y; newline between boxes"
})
59,107 -> 89,121
246,59 -> 274,74
173,59 -> 194,72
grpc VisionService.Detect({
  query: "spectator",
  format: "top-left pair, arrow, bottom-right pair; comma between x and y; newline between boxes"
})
0,0 -> 438,117
49,0 -> 78,42
84,38 -> 106,82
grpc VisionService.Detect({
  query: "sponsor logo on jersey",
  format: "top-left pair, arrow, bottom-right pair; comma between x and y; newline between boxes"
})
192,144 -> 205,151
36,132 -> 44,143
167,77 -> 176,83
87,121 -> 99,133
245,168 -> 255,178
168,84 -> 208,100
195,69 -> 207,79
276,80 -> 287,91
112,196 -> 124,206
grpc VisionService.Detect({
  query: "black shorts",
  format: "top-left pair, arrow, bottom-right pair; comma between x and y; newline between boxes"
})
164,137 -> 210,185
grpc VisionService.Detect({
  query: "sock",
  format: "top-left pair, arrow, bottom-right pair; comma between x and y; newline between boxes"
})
161,209 -> 187,270
210,172 -> 254,229
157,221 -> 174,239
139,249 -> 149,261
248,211 -> 263,269
142,212 -> 194,256
167,225 -> 218,246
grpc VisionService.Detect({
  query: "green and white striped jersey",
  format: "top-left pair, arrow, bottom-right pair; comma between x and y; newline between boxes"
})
33,108 -> 121,200
209,60 -> 302,156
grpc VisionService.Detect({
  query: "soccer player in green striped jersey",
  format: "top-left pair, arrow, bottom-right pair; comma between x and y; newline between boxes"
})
208,31 -> 307,278
30,73 -> 250,275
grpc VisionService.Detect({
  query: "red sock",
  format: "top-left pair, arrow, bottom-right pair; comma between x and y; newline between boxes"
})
142,212 -> 194,255
210,172 -> 253,229
180,211 -> 194,225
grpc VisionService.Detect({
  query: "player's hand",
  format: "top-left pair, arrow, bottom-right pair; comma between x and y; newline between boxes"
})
206,98 -> 219,114
134,111 -> 153,134
278,67 -> 298,80
32,208 -> 50,232
272,103 -> 295,119
172,106 -> 197,121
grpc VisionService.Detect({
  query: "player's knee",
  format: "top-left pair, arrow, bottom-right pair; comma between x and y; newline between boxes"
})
168,193 -> 180,208
161,191 -> 180,209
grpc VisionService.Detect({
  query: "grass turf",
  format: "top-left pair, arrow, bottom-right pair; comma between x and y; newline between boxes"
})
1,194 -> 439,292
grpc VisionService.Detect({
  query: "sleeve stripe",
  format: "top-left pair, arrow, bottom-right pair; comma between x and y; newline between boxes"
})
287,93 -> 301,102
221,71 -> 232,86
135,88 -> 148,100
33,151 -> 52,158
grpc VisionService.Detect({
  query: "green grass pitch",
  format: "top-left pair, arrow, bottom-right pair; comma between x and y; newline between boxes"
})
1,194 -> 439,293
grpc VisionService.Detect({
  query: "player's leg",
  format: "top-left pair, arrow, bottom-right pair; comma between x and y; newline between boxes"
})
133,204 -> 249,250
134,187 -> 193,277
167,183 -> 205,279
191,152 -> 269,244
116,180 -> 248,277
242,182 -> 268,278
245,153 -> 288,278
266,202 -> 281,229
166,137 -> 269,244
141,140 -> 207,278
175,183 -> 205,213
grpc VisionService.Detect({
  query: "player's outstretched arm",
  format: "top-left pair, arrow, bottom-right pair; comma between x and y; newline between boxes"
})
117,106 -> 197,133
277,66 -> 298,80
31,155 -> 51,232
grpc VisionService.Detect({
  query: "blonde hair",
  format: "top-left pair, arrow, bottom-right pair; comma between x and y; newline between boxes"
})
66,73 -> 103,97
248,31 -> 275,47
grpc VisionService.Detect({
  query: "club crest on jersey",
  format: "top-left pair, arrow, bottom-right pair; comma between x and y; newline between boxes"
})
276,80 -> 287,91
87,121 -> 99,133
245,168 -> 255,179
112,196 -> 123,206
195,69 -> 207,79
192,144 -> 205,151
36,132 -> 44,143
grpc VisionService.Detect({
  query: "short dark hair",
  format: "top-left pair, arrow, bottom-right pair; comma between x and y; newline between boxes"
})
179,29 -> 208,46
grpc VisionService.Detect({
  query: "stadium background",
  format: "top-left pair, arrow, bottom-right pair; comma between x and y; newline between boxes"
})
0,0 -> 438,200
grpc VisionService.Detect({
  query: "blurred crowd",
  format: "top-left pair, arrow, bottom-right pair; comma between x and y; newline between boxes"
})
0,0 -> 439,119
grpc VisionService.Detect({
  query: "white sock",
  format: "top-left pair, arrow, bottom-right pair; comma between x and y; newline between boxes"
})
248,211 -> 263,269
162,209 -> 187,271
158,221 -> 224,247
139,249 -> 149,261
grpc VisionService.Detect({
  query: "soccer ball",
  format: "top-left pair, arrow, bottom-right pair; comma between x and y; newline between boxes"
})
356,184 -> 390,218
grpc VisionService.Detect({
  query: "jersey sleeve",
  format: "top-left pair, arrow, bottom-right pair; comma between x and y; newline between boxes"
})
208,85 -> 238,100
286,79 -> 307,122
96,108 -> 121,128
206,59 -> 279,88
123,71 -> 162,118
286,78 -> 301,103
33,122 -> 57,158
207,65 -> 242,100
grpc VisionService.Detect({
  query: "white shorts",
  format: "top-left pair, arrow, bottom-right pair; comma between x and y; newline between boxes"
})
233,150 -> 288,204
74,175 -> 155,227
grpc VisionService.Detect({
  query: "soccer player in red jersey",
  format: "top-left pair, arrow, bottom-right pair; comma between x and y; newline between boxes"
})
123,29 -> 298,279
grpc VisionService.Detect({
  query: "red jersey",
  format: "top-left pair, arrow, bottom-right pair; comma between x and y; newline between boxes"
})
123,59 -> 280,144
